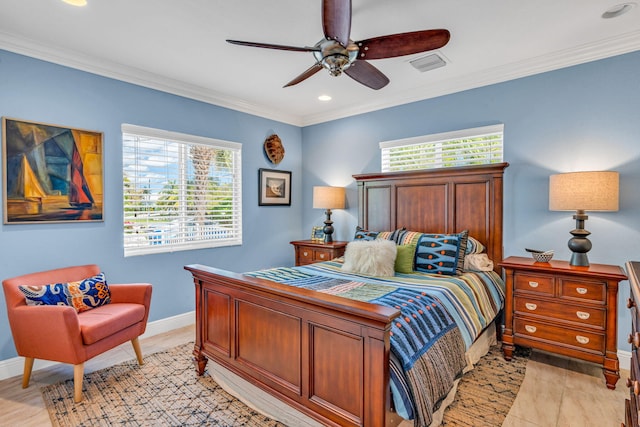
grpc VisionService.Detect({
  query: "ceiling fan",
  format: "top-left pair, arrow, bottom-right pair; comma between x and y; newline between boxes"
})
227,0 -> 450,90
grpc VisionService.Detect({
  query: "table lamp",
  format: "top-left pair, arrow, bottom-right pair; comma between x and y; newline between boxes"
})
313,186 -> 345,243
549,171 -> 619,267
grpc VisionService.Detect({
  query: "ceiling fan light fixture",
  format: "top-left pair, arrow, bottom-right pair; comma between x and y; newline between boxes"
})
602,2 -> 636,18
321,53 -> 350,76
410,53 -> 447,73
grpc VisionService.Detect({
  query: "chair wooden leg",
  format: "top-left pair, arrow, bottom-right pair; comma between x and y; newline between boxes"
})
73,363 -> 84,403
22,357 -> 34,388
131,337 -> 144,365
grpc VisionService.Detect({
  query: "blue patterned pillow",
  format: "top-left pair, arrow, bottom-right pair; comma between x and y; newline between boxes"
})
354,226 -> 379,241
465,236 -> 486,254
19,272 -> 111,313
375,227 -> 407,243
394,230 -> 424,246
414,231 -> 469,275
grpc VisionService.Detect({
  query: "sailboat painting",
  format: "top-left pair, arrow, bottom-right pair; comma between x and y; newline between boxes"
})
2,117 -> 103,223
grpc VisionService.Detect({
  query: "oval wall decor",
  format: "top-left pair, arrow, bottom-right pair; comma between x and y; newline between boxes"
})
264,134 -> 285,165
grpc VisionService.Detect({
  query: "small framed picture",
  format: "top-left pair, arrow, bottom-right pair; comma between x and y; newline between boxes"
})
311,226 -> 325,242
258,168 -> 291,206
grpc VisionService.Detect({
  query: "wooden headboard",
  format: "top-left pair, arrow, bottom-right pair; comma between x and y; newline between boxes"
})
353,163 -> 509,274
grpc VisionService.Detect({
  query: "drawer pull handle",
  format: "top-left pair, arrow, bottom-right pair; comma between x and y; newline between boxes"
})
525,303 -> 537,311
576,287 -> 588,295
576,311 -> 590,320
524,325 -> 537,333
303,251 -> 309,256
528,281 -> 539,288
319,254 -> 325,259
576,335 -> 589,345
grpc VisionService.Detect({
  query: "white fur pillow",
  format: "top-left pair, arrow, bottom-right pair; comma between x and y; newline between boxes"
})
341,239 -> 397,277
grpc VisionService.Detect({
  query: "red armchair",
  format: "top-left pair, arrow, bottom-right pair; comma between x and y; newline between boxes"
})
2,264 -> 152,402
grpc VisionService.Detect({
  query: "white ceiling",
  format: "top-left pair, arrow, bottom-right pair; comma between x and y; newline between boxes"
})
1,0 -> 639,126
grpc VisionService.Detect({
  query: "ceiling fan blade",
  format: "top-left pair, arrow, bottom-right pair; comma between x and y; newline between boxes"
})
355,29 -> 450,60
344,61 -> 389,90
226,39 -> 319,53
322,0 -> 351,47
283,63 -> 324,88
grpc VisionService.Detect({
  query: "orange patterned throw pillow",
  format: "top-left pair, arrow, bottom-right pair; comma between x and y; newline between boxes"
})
18,273 -> 111,312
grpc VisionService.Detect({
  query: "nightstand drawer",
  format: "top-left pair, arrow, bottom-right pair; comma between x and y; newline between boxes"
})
514,297 -> 605,329
291,240 -> 348,267
514,318 -> 605,353
298,248 -> 315,264
560,278 -> 605,303
514,273 -> 554,296
313,249 -> 333,262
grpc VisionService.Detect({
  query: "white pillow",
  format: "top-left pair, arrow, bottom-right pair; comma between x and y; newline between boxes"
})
341,239 -> 397,277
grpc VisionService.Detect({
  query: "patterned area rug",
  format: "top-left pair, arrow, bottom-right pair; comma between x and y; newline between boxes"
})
442,345 -> 531,426
41,343 -> 285,427
42,343 -> 529,427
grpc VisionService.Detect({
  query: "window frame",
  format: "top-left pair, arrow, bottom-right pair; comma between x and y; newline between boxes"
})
122,124 -> 242,257
380,124 -> 504,172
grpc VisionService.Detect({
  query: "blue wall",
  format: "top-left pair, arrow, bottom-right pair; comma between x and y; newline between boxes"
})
1,47 -> 639,361
301,51 -> 640,349
0,50 -> 303,360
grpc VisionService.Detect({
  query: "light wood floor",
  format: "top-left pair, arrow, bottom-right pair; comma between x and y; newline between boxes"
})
0,324 -> 628,426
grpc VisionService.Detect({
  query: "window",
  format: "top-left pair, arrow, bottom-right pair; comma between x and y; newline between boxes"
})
380,124 -> 503,172
122,124 -> 242,256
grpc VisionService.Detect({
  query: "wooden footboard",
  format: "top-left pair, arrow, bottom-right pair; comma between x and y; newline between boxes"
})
185,264 -> 401,427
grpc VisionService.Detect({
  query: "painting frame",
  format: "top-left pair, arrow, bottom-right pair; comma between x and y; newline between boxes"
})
311,226 -> 325,242
2,117 -> 104,224
258,168 -> 291,206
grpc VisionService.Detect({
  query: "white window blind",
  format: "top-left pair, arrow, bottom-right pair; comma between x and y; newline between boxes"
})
122,124 -> 242,256
380,124 -> 504,172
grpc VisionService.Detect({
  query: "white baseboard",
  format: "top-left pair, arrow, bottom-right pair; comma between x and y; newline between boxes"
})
0,310 -> 195,382
139,310 -> 195,339
619,349 -> 631,372
0,311 -> 631,383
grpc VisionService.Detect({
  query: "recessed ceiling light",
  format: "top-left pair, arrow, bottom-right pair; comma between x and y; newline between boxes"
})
602,2 -> 636,18
62,0 -> 87,6
318,95 -> 332,102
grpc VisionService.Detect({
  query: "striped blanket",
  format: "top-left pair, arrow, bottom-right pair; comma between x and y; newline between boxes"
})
245,259 -> 505,426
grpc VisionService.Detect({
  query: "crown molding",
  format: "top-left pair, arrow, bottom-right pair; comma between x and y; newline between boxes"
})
1,29 -> 639,128
0,31 -> 304,126
300,30 -> 640,126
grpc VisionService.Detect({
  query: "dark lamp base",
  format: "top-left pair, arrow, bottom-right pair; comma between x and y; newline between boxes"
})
568,210 -> 592,267
569,252 -> 590,267
323,209 -> 334,243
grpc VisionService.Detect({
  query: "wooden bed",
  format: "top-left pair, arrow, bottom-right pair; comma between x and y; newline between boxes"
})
185,162 -> 509,427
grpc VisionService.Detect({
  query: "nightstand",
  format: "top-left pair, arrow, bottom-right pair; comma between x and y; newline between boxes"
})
290,240 -> 348,266
500,256 -> 627,389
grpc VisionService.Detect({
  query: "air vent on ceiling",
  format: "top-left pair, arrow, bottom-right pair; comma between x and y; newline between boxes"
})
410,53 -> 446,73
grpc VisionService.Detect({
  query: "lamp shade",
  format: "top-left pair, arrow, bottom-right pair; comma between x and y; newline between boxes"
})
549,171 -> 619,211
313,186 -> 345,209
